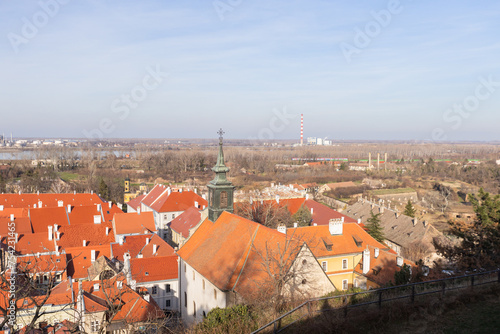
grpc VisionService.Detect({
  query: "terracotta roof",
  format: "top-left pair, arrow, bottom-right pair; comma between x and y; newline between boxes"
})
305,199 -> 357,225
150,190 -> 207,213
15,232 -> 55,255
130,255 -> 178,283
141,184 -> 168,208
111,234 -> 153,261
126,194 -> 146,209
113,212 -> 156,236
354,245 -> 416,286
0,193 -> 105,208
29,207 -> 70,233
68,204 -> 104,225
178,212 -> 302,299
0,207 -> 29,217
65,245 -> 111,279
17,254 -> 67,275
140,234 -> 175,257
102,203 -> 123,223
169,206 -> 202,238
324,181 -> 357,190
57,222 -> 115,249
0,215 -> 32,235
287,223 -> 388,258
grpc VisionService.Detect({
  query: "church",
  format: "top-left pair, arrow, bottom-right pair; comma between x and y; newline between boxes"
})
177,130 -> 335,324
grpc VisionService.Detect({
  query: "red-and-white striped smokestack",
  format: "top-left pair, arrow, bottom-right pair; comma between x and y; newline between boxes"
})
300,114 -> 304,145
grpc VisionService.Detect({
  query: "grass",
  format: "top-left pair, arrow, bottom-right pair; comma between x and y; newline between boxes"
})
369,187 -> 415,195
58,172 -> 81,181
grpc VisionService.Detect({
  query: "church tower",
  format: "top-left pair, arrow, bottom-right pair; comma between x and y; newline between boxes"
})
208,129 -> 235,222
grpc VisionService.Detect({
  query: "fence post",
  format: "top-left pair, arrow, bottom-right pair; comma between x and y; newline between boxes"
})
273,320 -> 277,334
343,296 -> 348,317
471,275 -> 475,290
307,301 -> 312,317
378,290 -> 383,309
411,284 -> 415,303
441,280 -> 446,297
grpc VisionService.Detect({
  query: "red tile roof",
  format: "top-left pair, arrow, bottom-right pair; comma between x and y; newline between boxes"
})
140,234 -> 175,257
15,232 -> 56,255
126,194 -> 146,210
130,255 -> 178,283
111,234 -> 153,261
305,199 -> 357,225
169,206 -> 202,238
65,245 -> 111,279
68,204 -> 104,225
141,184 -> 168,208
178,211 -> 302,299
113,212 -> 156,236
17,254 -> 68,276
150,190 -> 207,213
29,207 -> 70,233
0,207 -> 29,217
0,215 -> 32,235
57,222 -> 115,249
0,193 -> 105,209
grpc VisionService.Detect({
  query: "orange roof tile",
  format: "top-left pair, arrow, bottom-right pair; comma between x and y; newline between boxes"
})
57,222 -> 115,249
305,199 -> 357,225
178,212 -> 301,299
0,207 -> 29,217
113,211 -> 156,235
0,215 -> 32,235
15,232 -> 55,255
29,207 -> 70,233
65,245 -> 111,279
140,234 -> 175,257
150,190 -> 207,213
0,193 -> 105,209
111,234 -> 153,261
17,254 -> 67,274
141,184 -> 168,208
169,206 -> 202,238
130,255 -> 178,283
126,194 -> 146,209
68,204 -> 104,225
287,223 -> 387,258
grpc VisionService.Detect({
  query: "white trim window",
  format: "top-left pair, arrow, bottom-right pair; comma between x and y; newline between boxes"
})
342,279 -> 348,290
342,258 -> 348,270
91,321 -> 100,332
322,261 -> 327,272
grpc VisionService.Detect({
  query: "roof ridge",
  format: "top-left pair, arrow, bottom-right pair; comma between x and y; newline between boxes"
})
231,224 -> 260,291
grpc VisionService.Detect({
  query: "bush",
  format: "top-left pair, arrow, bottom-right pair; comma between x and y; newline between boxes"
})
196,304 -> 257,333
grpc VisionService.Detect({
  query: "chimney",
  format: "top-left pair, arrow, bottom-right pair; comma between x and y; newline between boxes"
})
396,211 -> 400,218
91,250 -> 96,262
48,225 -> 53,241
413,218 -> 417,226
277,224 -> 286,234
137,207 -> 141,215
67,204 -> 72,213
293,222 -> 298,228
423,220 -> 428,227
357,218 -> 361,224
91,190 -> 93,194
146,238 -> 150,245
74,190 -> 76,195
329,218 -> 343,235
137,253 -> 143,258
310,207 -> 314,215
380,206 -> 384,213
202,194 -> 206,200
83,240 -> 86,247
271,182 -> 275,188
144,294 -> 150,302
179,188 -> 183,193
374,248 -> 379,258
123,253 -> 132,285
56,231 -> 61,240
119,236 -> 124,245
97,204 -> 101,212
305,193 -> 310,200
106,227 -> 109,235
93,215 -> 101,224
313,223 -> 317,226
38,200 -> 42,208
10,214 -> 14,222
194,201 -> 199,208
275,195 -> 280,204
168,187 -> 172,196
58,200 -> 63,207
0,205 -> 3,211
109,201 -> 112,209
153,244 -> 158,254
396,256 -> 403,267
363,248 -> 370,274
93,283 -> 99,291
194,188 -> 198,194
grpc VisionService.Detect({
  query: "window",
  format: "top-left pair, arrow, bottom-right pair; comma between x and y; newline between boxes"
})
220,191 -> 228,208
202,279 -> 205,290
164,214 -> 168,220
172,213 -> 176,219
184,292 -> 187,308
165,284 -> 171,293
91,321 -> 99,332
354,279 -> 359,288
301,279 -> 307,285
152,286 -> 157,295
193,301 -> 196,317
322,261 -> 327,272
342,259 -> 348,270
342,279 -> 348,290
302,259 -> 307,265
214,289 -> 217,299
166,299 -> 171,308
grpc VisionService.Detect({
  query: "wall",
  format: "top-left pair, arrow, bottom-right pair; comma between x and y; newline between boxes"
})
138,278 -> 179,312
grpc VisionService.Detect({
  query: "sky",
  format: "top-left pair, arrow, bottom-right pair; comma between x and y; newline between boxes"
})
1,0 -> 500,141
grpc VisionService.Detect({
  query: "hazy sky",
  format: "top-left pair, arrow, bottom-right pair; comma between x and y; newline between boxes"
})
1,0 -> 500,141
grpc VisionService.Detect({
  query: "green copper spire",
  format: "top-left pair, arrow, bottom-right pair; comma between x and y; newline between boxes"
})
208,128 -> 235,221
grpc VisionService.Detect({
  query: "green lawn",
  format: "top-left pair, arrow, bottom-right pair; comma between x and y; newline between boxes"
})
369,187 -> 415,195
58,172 -> 81,182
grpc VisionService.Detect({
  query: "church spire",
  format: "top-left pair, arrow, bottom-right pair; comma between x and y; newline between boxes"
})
208,128 -> 235,222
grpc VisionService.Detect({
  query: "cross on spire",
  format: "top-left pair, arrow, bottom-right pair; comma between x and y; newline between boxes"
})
217,128 -> 225,142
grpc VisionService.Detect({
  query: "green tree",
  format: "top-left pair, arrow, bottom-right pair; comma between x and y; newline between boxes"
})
292,205 -> 312,227
98,178 -> 109,200
404,200 -> 416,218
434,188 -> 500,270
366,211 -> 385,242
394,264 -> 412,285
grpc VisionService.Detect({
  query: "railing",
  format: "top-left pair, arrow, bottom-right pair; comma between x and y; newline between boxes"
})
252,269 -> 500,334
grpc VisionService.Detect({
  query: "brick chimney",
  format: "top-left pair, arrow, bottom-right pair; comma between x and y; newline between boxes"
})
329,217 -> 344,235
277,224 -> 286,234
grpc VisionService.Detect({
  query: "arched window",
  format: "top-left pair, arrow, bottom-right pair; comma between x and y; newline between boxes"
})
220,191 -> 228,208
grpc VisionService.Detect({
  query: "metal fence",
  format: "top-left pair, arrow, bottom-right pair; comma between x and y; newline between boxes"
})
252,269 -> 500,334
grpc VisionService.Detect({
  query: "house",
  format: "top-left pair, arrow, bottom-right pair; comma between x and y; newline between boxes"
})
177,211 -> 335,324
112,212 -> 157,241
288,220 -> 414,290
318,181 -> 358,193
168,206 -> 207,247
344,200 -> 444,264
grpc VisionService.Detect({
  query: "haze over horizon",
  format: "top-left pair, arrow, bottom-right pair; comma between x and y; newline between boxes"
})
1,1 -> 500,142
